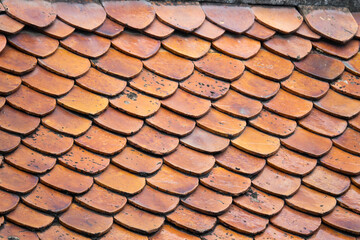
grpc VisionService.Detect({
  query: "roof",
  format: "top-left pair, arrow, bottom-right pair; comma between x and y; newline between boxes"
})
0,0 -> 359,239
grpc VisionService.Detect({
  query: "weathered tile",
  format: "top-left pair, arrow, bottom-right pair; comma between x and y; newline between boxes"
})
0,71 -> 21,95
345,52 -> 360,76
203,225 -> 252,240
76,184 -> 126,214
308,224 -> 356,240
59,204 -> 113,236
321,147 -> 360,175
38,224 -> 92,240
0,222 -> 39,240
338,185 -> 360,213
0,163 -> 38,194
112,31 -> 160,59
101,224 -> 148,240
245,21 -> 275,41
303,165 -> 350,196
194,52 -> 245,81
0,14 -> 24,34
94,18 -> 124,38
255,225 -> 304,240
38,47 -> 90,78
0,105 -> 39,135
127,125 -> 179,155
42,18 -> 75,40
296,21 -> 321,40
331,71 -> 360,99
0,129 -> 19,153
114,204 -> 164,234
0,189 -> 19,214
213,34 -> 260,59
244,49 -> 294,81
193,19 -> 225,41
270,206 -> 321,236
181,185 -> 232,215
95,164 -> 145,195
150,224 -> 200,240
322,206 -> 360,235
313,40 -> 359,60
0,46 -> 36,75
333,128 -> 360,156
144,18 -> 174,39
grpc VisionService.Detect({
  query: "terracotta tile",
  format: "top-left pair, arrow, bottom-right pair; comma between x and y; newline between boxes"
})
147,165 -> 198,196
252,6 -> 303,33
95,164 -> 145,195
313,40 -> 359,60
0,222 -> 39,240
114,204 -> 164,234
345,53 -> 360,76
112,146 -> 162,175
0,46 -> 36,75
127,125 -> 178,155
333,128 -> 360,156
303,165 -> 350,196
129,185 -> 179,214
61,31 -> 110,58
0,129 -> 20,153
193,19 -> 225,41
338,184 -> 360,213
194,52 -> 244,82
281,127 -> 332,157
59,204 -> 113,236
321,147 -> 360,175
38,47 -> 90,78
2,0 -> 55,28
0,70 -> 21,95
213,34 -> 260,60
94,18 -> 124,38
143,50 -> 194,81
245,21 -> 275,41
0,189 -> 19,214
0,163 -> 38,193
22,183 -> 71,213
255,225 -> 304,240
181,185 -> 232,215
202,4 -> 254,33
101,224 -> 148,240
301,6 -> 358,43
112,31 -> 160,59
355,12 -> 360,39
308,224 -> 356,240
167,205 -> 216,234
264,35 -> 312,60
22,66 -> 74,97
41,164 -> 93,194
163,145 -> 215,176
0,216 -> 3,227
0,97 -> 4,109
331,71 -> 360,99
56,2 -> 106,31
38,224 -> 91,240
150,224 -> 200,240
42,18 -> 75,40
296,21 -> 321,40
215,146 -> 265,175
144,18 -> 174,39
6,203 -> 54,230
0,14 -> 24,34
322,206 -> 360,235
102,0 -> 155,30
5,144 -> 55,174
244,49 -> 294,81
350,114 -> 360,131
267,147 -> 317,176
0,105 -> 39,135
249,109 -> 296,137
203,224 -> 252,240
153,2 -> 205,32
76,184 -> 126,214
219,204 -> 269,235
294,53 -> 345,81
271,206 -> 321,236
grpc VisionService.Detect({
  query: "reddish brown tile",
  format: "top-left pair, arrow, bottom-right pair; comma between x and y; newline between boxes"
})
144,18 -> 174,39
354,12 -> 360,39
0,71 -> 21,95
0,97 -> 4,109
38,224 -> 91,240
332,71 -> 360,99
0,46 -> 36,75
321,147 -> 360,175
322,206 -> 360,235
94,18 -> 124,38
245,21 -> 276,41
0,105 -> 39,135
0,163 -> 38,194
0,129 -> 19,153
101,224 -> 148,240
0,14 -> 24,34
350,114 -> 360,131
0,189 -> 19,214
308,224 -> 356,240
193,19 -> 225,41
42,18 -> 75,40
150,224 -> 200,240
203,225 -> 252,240
213,34 -> 260,59
333,128 -> 360,156
296,21 -> 321,40
255,225 -> 304,240
345,52 -> 360,76
313,40 -> 359,60
0,222 -> 39,240
338,184 -> 360,213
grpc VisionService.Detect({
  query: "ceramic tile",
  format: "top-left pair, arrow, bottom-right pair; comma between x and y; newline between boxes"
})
321,147 -> 360,175
331,71 -> 360,99
0,46 -> 36,75
144,18 -> 174,39
42,19 -> 75,40
94,18 -> 124,38
245,21 -> 275,41
213,34 -> 260,59
150,224 -> 200,240
345,53 -> 360,76
0,14 -> 24,34
0,222 -> 39,240
338,185 -> 360,214
0,163 -> 38,194
333,128 -> 360,156
322,206 -> 360,235
38,224 -> 92,240
203,225 -> 252,240
193,19 -> 225,41
0,189 -> 19,214
0,71 -> 21,95
312,40 -> 359,60
296,22 -> 321,40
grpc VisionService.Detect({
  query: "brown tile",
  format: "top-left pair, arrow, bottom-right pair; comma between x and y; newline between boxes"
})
194,52 -> 245,82
0,105 -> 39,135
252,6 -> 303,33
38,47 -> 90,78
245,21 -> 276,41
255,225 -> 304,240
313,40 -> 359,60
271,206 -> 321,236
41,164 -> 93,194
0,97 -> 3,109
213,34 -> 260,59
0,216 -> 3,228
203,224 -> 252,240
95,164 -> 145,195
193,19 -> 225,41
234,187 -> 284,217
202,4 -> 254,33
127,125 -> 179,155
296,21 -> 321,40
338,184 -> 360,213
0,34 -> 5,53
322,206 -> 360,235
112,146 -> 162,175
0,14 -> 24,34
0,189 -> 19,214
0,71 -> 21,95
112,31 -> 160,59
2,0 -> 55,28
38,224 -> 91,240
163,145 -> 215,176
267,147 -> 317,176
94,18 -> 124,38
308,224 -> 356,240
42,106 -> 91,137
75,184 -> 126,214
0,46 -> 36,75
6,203 -> 54,230
22,183 -> 71,213
153,2 -> 205,32
345,52 -> 360,76
144,18 -> 174,39
281,127 -> 332,157
151,224 -> 200,240
61,31 -> 110,58
143,50 -> 194,81
59,204 -> 113,236
332,71 -> 360,99
42,18 -> 75,40
5,144 -> 56,174
22,66 -> 74,97
333,128 -> 360,156
0,163 -> 38,194
303,165 -> 350,196
321,147 -> 360,175
129,185 -> 179,214
0,129 -> 20,153
167,205 -> 216,234
301,6 -> 358,43
355,12 -> 360,39
114,204 -> 164,234
350,114 -> 360,131
249,109 -> 296,137
101,224 -> 148,240
0,222 -> 39,240
102,0 -> 155,30
294,53 -> 345,81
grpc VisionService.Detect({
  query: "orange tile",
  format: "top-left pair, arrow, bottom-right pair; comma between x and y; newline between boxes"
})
350,114 -> 360,131
112,31 -> 160,59
313,40 -> 359,60
255,225 -> 304,240
0,46 -> 36,75
0,14 -> 24,34
150,224 -> 200,240
296,21 -> 321,40
0,222 -> 39,240
338,185 -> 360,214
345,52 -> 360,76
322,206 -> 360,235
203,224 -> 252,240
101,224 -> 148,240
144,18 -> 174,39
0,97 -> 4,109
213,34 -> 260,59
245,21 -> 275,41
0,105 -> 39,135
0,163 -> 38,194
0,71 -> 21,95
333,128 -> 360,156
308,224 -> 356,240
94,18 -> 124,38
331,71 -> 360,99
42,18 -> 75,40
193,19 -> 225,41
354,12 -> 360,39
321,147 -> 360,175
0,189 -> 19,214
38,224 -> 91,240
0,129 -> 20,153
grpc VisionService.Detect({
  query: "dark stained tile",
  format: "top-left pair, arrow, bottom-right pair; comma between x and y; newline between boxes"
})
313,40 -> 359,60
321,147 -> 360,175
101,224 -> 148,240
255,225 -> 304,240
0,46 -> 36,75
0,163 -> 38,194
333,128 -> 360,156
322,206 -> 360,235
0,222 -> 39,240
308,224 -> 356,240
0,189 -> 19,214
0,105 -> 39,135
193,19 -> 225,41
150,224 -> 200,240
0,71 -> 21,95
144,18 -> 174,39
338,184 -> 360,213
203,225 -> 252,240
38,224 -> 91,240
0,14 -> 24,34
331,71 -> 360,99
94,18 -> 124,38
42,19 -> 75,40
245,21 -> 276,41
0,129 -> 20,153
345,52 -> 360,76
296,21 -> 321,40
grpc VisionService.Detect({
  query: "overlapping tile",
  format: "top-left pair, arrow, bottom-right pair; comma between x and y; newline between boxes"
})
322,206 -> 360,235
338,185 -> 360,213
331,71 -> 360,99
0,71 -> 21,95
213,34 -> 260,59
42,19 -> 75,40
38,224 -> 92,240
264,35 -> 311,60
0,14 -> 24,34
0,46 -> 36,75
321,147 -> 360,175
0,189 -> 19,214
203,225 -> 252,240
94,18 -> 124,38
345,53 -> 360,76
245,21 -> 275,41
0,222 -> 39,240
0,163 -> 38,194
144,18 -> 174,39
193,19 -> 225,41
312,40 -> 359,60
333,128 -> 360,156
296,21 -> 321,40
308,224 -> 357,240
151,224 -> 200,240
